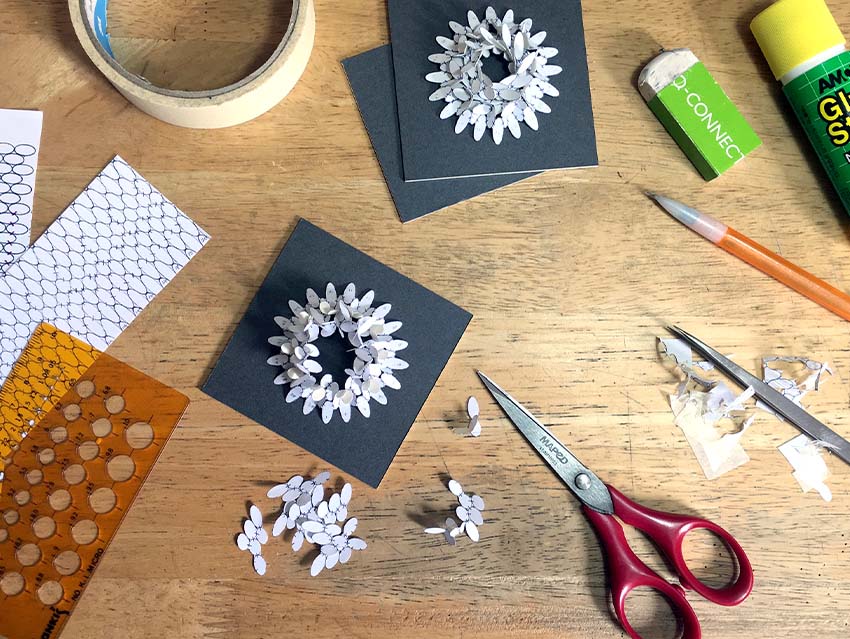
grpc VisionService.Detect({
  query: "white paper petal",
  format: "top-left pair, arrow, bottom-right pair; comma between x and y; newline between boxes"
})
349,538 -> 367,550
310,554 -> 326,576
236,533 -> 249,550
253,554 -> 267,575
448,479 -> 463,496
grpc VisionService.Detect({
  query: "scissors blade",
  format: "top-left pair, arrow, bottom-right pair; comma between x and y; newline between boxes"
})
477,371 -> 614,514
668,325 -> 850,466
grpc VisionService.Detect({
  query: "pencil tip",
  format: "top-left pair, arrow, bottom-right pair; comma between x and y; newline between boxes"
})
645,191 -> 658,200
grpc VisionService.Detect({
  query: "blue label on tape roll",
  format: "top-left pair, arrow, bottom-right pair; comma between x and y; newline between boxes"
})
93,0 -> 113,57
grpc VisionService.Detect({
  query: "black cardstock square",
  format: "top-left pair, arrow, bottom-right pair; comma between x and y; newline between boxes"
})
342,45 -> 538,222
388,0 -> 598,181
202,220 -> 472,487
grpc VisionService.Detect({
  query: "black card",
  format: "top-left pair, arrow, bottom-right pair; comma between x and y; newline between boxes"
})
342,45 -> 537,222
202,220 -> 472,487
388,0 -> 598,181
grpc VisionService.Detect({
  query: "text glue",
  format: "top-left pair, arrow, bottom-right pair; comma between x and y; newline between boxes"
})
752,0 -> 850,213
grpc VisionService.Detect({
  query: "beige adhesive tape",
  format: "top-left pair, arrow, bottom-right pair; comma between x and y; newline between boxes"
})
68,0 -> 315,128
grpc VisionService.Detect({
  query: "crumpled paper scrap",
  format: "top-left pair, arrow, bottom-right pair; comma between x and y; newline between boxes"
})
758,356 -> 832,414
778,434 -> 833,502
660,338 -> 755,480
660,338 -> 835,493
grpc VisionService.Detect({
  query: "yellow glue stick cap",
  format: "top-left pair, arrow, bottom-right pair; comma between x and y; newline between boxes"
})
751,0 -> 845,79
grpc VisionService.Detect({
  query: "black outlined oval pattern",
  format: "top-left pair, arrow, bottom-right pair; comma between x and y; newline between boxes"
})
0,156 -> 210,383
0,142 -> 37,269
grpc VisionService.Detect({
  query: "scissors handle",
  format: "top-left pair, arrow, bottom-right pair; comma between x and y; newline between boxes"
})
604,485 -> 754,605
583,503 -> 702,639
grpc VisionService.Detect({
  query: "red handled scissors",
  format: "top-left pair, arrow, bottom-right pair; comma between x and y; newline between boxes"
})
478,371 -> 753,639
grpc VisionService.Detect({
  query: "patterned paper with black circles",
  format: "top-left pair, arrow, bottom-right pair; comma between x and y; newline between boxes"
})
0,155 -> 210,384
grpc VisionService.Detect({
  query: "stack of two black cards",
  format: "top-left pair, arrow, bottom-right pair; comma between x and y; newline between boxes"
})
342,0 -> 598,222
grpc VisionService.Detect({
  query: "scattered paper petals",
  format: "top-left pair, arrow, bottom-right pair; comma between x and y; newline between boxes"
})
425,479 -> 486,546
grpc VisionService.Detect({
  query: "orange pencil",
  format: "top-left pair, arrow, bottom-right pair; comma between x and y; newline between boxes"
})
648,193 -> 850,322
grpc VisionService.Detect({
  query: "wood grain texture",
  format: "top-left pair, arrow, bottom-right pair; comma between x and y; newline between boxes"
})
2,0 -> 850,637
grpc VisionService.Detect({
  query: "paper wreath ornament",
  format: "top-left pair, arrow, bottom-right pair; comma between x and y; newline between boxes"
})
426,6 -> 561,143
267,283 -> 409,423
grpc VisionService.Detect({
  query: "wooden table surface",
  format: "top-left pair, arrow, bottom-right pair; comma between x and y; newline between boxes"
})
2,0 -> 850,637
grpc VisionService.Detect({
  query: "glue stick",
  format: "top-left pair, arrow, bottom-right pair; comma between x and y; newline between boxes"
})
751,0 -> 850,213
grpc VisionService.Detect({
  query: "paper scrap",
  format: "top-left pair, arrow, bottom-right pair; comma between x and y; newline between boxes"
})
0,109 -> 42,269
670,390 -> 753,480
454,395 -> 482,437
660,338 -> 755,479
424,478 -> 486,543
265,471 -> 366,577
0,155 -> 210,384
759,356 -> 832,414
778,434 -> 833,502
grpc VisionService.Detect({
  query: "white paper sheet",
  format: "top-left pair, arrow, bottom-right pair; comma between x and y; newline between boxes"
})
0,155 -> 209,383
0,109 -> 43,269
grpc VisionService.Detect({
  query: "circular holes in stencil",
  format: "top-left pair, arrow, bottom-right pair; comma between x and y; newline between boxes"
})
50,426 -> 68,444
63,464 -> 86,485
3,510 -> 19,525
54,550 -> 81,576
104,395 -> 125,414
91,417 -> 112,438
37,581 -> 63,606
16,542 -> 40,567
89,487 -> 116,514
126,422 -> 154,449
0,572 -> 24,596
26,468 -> 43,485
107,455 -> 135,482
33,516 -> 56,540
62,403 -> 81,421
71,520 -> 98,545
49,489 -> 72,512
38,448 -> 56,465
0,528 -> 7,543
75,380 -> 96,398
13,490 -> 30,506
77,440 -> 100,461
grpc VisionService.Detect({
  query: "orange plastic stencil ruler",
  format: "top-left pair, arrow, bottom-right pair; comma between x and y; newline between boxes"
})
0,351 -> 188,639
0,324 -> 100,480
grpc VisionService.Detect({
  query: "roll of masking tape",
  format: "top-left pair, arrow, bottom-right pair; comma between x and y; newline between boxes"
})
68,0 -> 315,128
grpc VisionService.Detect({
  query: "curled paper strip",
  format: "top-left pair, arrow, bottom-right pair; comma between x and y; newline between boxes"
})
427,7 -> 561,143
267,283 -> 408,423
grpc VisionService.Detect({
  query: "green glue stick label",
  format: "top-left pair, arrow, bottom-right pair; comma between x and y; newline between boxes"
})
647,61 -> 762,180
784,50 -> 850,212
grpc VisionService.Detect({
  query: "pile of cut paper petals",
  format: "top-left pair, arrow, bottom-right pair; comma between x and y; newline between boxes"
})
235,471 -> 367,576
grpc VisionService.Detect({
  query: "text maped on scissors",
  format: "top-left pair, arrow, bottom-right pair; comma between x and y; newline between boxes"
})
478,371 -> 753,639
